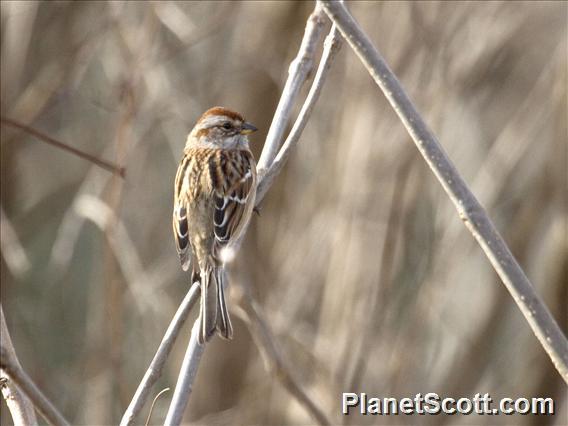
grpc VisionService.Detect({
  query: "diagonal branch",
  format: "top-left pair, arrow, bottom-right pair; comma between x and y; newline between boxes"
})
162,319 -> 204,426
255,3 -> 327,175
1,305 -> 70,426
256,24 -> 342,205
0,305 -> 37,425
0,116 -> 126,177
120,283 -> 200,426
320,0 -> 568,382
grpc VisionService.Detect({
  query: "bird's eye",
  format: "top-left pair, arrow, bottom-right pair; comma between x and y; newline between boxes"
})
222,122 -> 232,130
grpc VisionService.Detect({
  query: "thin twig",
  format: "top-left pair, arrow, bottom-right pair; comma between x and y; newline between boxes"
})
144,387 -> 170,426
0,305 -> 37,425
120,283 -> 200,426
255,3 -> 327,175
320,0 -> 568,382
256,24 -> 342,205
233,293 -> 332,426
0,309 -> 70,426
0,116 -> 126,177
163,320 -> 205,426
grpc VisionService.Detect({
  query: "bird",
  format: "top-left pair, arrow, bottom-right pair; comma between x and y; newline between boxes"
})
173,107 -> 258,344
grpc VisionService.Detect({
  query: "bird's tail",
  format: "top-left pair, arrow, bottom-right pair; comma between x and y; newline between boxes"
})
198,264 -> 233,344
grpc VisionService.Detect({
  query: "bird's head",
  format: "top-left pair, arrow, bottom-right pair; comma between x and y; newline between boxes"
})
187,106 -> 257,149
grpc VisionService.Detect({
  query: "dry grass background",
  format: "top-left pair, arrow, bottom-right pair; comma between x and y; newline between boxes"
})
1,1 -> 566,425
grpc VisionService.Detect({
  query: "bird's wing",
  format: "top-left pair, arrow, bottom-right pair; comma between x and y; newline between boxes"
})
210,149 -> 257,252
173,153 -> 193,271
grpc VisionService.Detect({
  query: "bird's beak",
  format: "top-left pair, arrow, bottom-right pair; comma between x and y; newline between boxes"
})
240,122 -> 258,135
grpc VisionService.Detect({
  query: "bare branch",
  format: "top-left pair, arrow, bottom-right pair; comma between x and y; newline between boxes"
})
0,306 -> 70,425
0,353 -> 70,426
255,3 -> 327,175
0,116 -> 126,177
233,293 -> 332,426
163,320 -> 205,426
256,24 -> 342,205
120,283 -> 200,426
0,305 -> 37,425
120,283 -> 199,426
320,0 -> 568,382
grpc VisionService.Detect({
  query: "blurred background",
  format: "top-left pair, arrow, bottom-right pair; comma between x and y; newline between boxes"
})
1,1 -> 566,425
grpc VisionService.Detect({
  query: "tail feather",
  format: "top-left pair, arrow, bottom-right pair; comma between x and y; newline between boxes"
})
215,267 -> 233,340
198,266 -> 217,344
197,265 -> 233,344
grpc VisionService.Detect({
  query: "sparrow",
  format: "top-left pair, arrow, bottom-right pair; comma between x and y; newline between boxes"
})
173,107 -> 258,344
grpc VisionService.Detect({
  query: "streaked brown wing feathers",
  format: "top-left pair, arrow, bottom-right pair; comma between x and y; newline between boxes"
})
173,155 -> 192,270
174,147 -> 255,266
211,150 -> 255,248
